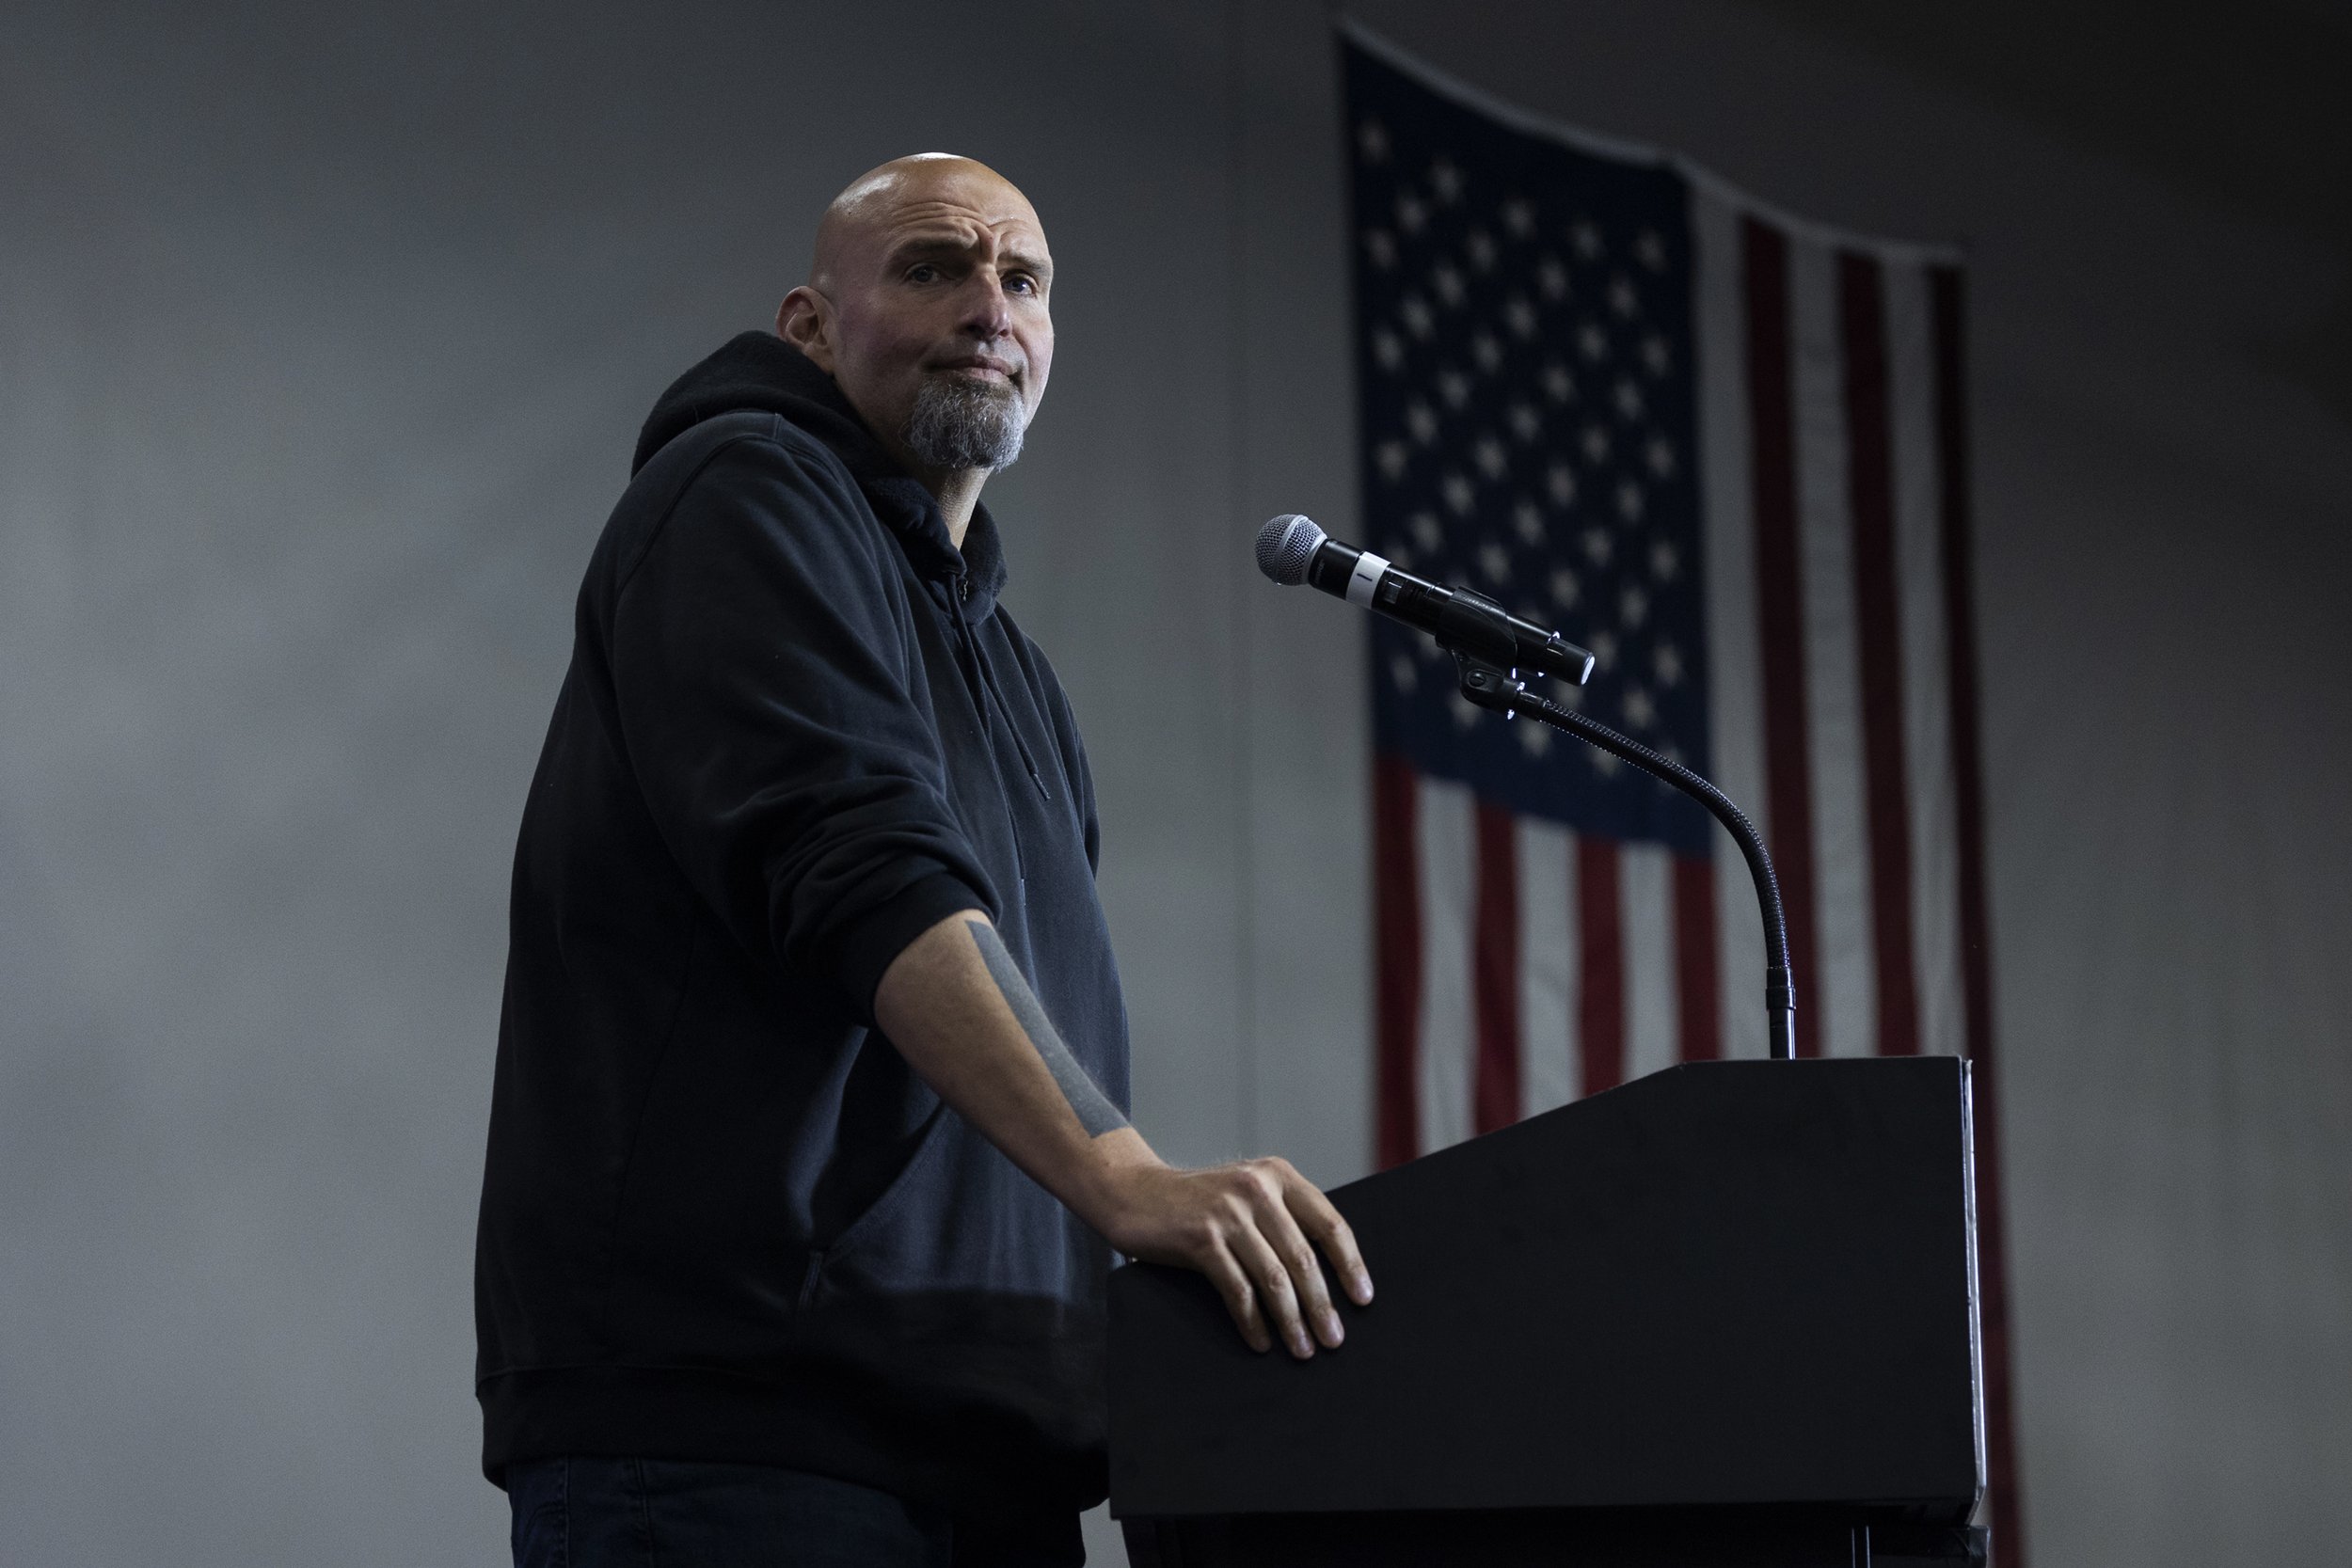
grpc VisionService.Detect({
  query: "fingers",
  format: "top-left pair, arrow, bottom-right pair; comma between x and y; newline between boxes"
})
1200,1238 -> 1273,1354
1280,1170 -> 1375,1307
1238,1166 -> 1343,1351
1228,1217 -> 1317,1359
1169,1158 -> 1374,1360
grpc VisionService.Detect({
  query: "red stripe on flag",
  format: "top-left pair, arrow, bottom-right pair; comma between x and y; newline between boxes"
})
1472,799 -> 1521,1134
1374,753 -> 1422,1169
1575,836 -> 1625,1094
1740,217 -> 1823,1058
1672,853 -> 1721,1061
1931,267 -> 2024,1562
1837,251 -> 1923,1057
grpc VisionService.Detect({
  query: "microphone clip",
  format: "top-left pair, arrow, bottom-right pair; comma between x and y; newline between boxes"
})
1450,650 -> 1525,720
1438,589 -> 1529,719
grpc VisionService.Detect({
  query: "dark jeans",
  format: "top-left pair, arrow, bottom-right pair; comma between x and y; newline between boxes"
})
506,1456 -> 1085,1568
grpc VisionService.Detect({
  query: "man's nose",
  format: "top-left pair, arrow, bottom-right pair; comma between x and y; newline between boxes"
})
959,273 -> 1014,340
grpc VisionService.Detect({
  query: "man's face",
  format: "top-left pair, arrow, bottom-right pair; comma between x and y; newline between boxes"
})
783,164 -> 1055,476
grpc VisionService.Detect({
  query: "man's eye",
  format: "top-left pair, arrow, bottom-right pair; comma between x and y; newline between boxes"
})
1007,276 -> 1037,295
908,263 -> 939,283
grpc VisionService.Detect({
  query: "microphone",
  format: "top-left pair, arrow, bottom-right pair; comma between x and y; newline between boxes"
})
1254,514 -> 1595,686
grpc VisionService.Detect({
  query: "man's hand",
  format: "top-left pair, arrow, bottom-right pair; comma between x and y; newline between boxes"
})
874,911 -> 1374,1360
1088,1143 -> 1374,1360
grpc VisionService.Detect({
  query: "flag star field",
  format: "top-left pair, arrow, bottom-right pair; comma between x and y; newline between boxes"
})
1349,49 -> 1712,853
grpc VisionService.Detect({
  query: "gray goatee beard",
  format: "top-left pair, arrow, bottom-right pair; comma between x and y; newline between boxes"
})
903,374 -> 1027,472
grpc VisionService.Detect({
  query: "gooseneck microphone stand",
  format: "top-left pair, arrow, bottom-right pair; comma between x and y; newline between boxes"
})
1440,586 -> 1798,1061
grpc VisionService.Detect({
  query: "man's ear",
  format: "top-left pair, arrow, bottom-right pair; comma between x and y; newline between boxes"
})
776,286 -> 837,372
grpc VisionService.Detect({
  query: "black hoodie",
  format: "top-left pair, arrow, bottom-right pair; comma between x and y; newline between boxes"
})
473,333 -> 1129,1519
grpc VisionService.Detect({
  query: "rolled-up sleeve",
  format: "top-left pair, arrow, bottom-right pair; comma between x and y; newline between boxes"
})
606,434 -> 993,1022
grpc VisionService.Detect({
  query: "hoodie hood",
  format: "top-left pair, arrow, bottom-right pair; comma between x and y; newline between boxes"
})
631,331 -> 1009,617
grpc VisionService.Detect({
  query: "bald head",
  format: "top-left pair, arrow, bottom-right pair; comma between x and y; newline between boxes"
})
777,153 -> 1055,531
809,154 -> 1044,293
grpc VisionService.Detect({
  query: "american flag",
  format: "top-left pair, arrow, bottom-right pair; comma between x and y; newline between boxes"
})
1343,28 -> 2020,1555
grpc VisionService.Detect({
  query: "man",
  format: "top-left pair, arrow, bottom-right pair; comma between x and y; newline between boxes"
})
474,154 -> 1373,1566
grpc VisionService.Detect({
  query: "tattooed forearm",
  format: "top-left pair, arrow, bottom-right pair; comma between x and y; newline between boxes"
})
965,919 -> 1128,1137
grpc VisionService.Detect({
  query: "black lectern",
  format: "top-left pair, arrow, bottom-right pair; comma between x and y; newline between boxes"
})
1108,1056 -> 1990,1566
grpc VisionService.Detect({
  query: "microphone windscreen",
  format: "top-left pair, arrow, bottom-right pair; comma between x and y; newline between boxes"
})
1255,514 -> 1325,586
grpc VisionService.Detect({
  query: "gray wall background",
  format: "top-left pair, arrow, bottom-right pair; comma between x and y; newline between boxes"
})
4,2 -> 2347,1562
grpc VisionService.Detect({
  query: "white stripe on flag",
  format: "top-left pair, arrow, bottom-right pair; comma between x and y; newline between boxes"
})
1518,813 -> 1577,1116
1415,775 -> 1476,1152
1884,262 -> 1966,1062
1788,237 -> 1878,1060
1692,186 -> 1770,1061
1621,841 -> 1679,1081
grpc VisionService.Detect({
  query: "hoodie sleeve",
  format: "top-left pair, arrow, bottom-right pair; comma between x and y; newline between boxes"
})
604,430 -> 993,1022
